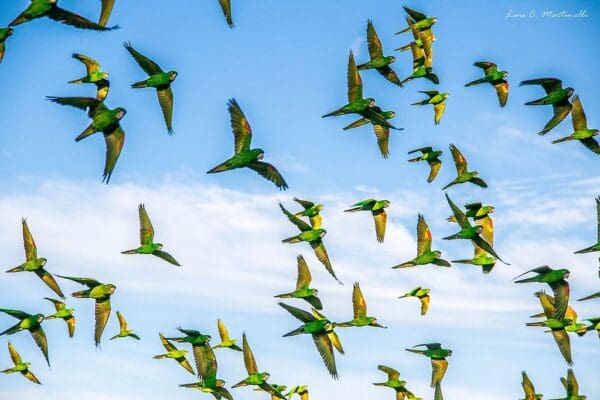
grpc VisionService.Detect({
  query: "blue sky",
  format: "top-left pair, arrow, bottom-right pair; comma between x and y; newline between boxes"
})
0,0 -> 599,399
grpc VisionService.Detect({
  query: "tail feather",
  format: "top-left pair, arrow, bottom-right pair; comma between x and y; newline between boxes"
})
392,261 -> 415,269
68,78 -> 84,84
121,249 -> 138,254
322,108 -> 345,118
434,382 -> 443,400
451,259 -> 474,265
408,156 -> 423,162
282,236 -> 301,244
274,293 -> 292,298
71,289 -> 90,298
207,162 -> 229,174
551,135 -> 574,144
464,77 -> 486,87
426,73 -> 439,84
75,125 -> 97,142
283,326 -> 305,337
395,43 -> 412,52
131,79 -> 148,88
5,265 -> 25,273
443,233 -> 461,240
152,354 -> 167,359
525,97 -> 548,105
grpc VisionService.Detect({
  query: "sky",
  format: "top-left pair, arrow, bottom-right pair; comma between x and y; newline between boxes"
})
0,0 -> 599,399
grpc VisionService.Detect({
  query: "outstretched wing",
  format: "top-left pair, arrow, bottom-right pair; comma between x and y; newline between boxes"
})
280,203 -> 312,232
430,358 -> 448,387
372,209 -> 387,243
445,194 -> 469,229
449,144 -> 468,175
551,329 -> 572,365
194,344 -> 218,381
373,124 -> 390,159
138,204 -> 155,245
427,159 -> 442,183
278,302 -> 315,323
94,298 -> 111,346
21,219 -> 37,261
378,364 -> 400,380
416,214 -> 432,255
30,327 -> 49,366
242,334 -> 258,374
99,0 -> 116,26
296,255 -> 312,289
123,42 -> 163,75
156,87 -> 174,134
116,311 -> 127,331
48,7 -> 117,31
217,319 -> 230,342
159,333 -> 176,352
520,78 -> 562,94
8,342 -> 21,365
352,283 -> 367,319
494,80 -> 509,107
347,50 -> 362,102
366,20 -> 383,59
228,98 -> 253,154
218,0 -> 235,28
247,162 -> 288,190
72,53 -> 100,74
403,6 -> 427,22
313,334 -> 337,379
153,250 -> 181,266
102,126 -> 125,184
35,268 -> 65,299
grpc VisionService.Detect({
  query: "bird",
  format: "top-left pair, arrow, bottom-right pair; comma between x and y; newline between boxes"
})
231,333 -> 286,399
6,218 -> 65,299
396,16 -> 434,66
402,39 -> 438,85
212,319 -> 242,351
357,20 -> 402,86
444,194 -> 508,264
43,297 -> 75,338
1,342 -> 40,385
254,384 -> 288,400
218,0 -> 235,28
574,197 -> 600,254
180,380 -> 233,400
407,147 -> 442,183
553,369 -> 587,400
9,0 -> 119,31
207,98 -> 288,190
412,91 -> 448,125
529,291 -> 583,335
393,214 -> 450,269
373,365 -> 420,400
121,204 -> 181,266
275,255 -> 323,310
124,42 -> 177,134
520,371 -> 543,400
46,96 -> 126,183
153,333 -> 195,375
336,282 -> 386,328
578,291 -> 600,301
405,343 -> 452,400
0,27 -> 14,64
278,302 -> 343,379
399,287 -> 431,316
344,199 -> 390,243
292,198 -> 324,229
56,275 -> 116,346
520,77 -> 574,135
98,0 -> 115,26
279,202 -> 340,283
551,96 -> 599,154
165,327 -> 213,378
514,266 -> 570,319
0,309 -> 49,366
68,53 -> 110,101
396,6 -> 437,37
442,144 -> 487,190
447,202 -> 495,224
343,105 -> 401,159
109,311 -> 140,341
286,385 -> 310,400
464,62 -> 509,107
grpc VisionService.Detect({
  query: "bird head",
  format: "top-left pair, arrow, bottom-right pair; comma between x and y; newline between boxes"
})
433,250 -> 442,258
6,27 -> 14,36
386,111 -> 396,119
263,372 -> 270,380
366,98 -> 376,107
559,269 -> 570,279
446,349 -> 453,356
382,200 -> 391,208
23,362 -> 31,368
591,128 -> 599,135
107,284 -> 117,294
102,72 -> 109,79
475,225 -> 484,234
389,56 -> 396,63
50,0 -> 57,4
35,314 -> 44,323
502,71 -> 508,78
156,243 -> 164,250
472,171 -> 479,177
315,204 -> 324,212
40,258 -> 48,266
431,17 -> 438,23
254,148 -> 265,160
168,71 -> 178,81
115,108 -> 127,120
318,229 -> 327,238
443,92 -> 450,99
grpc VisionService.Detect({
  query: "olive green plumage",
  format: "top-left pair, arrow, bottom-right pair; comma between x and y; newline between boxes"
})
408,146 -> 442,183
44,297 -> 75,338
6,218 -> 65,299
442,144 -> 487,190
465,61 -> 508,107
1,342 -> 41,385
0,308 -> 49,366
373,365 -> 422,400
9,0 -> 119,30
109,311 -> 140,341
520,371 -> 543,400
153,333 -> 195,375
574,197 -> 600,254
208,98 -> 288,190
401,17 -> 437,85
69,53 -> 110,101
293,197 -> 324,229
405,343 -> 452,400
336,282 -> 385,329
514,266 -> 570,320
218,0 -> 235,28
343,106 -> 401,159
275,255 -> 323,310
0,27 -> 14,64
551,96 -> 599,154
121,204 -> 181,266
345,199 -> 390,243
520,77 -> 574,136
553,369 -> 587,400
357,20 -> 402,87
412,91 -> 448,125
399,287 -> 431,316
396,6 -> 437,38
394,214 -> 450,269
212,319 -> 242,351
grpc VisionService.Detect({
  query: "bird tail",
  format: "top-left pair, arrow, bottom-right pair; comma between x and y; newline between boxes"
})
451,259 -> 474,265
441,181 -> 454,191
446,215 -> 457,223
231,379 -> 248,389
131,79 -> 148,88
394,43 -> 412,52
411,100 -> 429,106
75,124 -> 97,142
274,293 -> 293,298
395,27 -> 410,34
401,75 -> 413,84
514,276 -> 538,284
343,207 -> 362,213
5,265 -> 24,273
392,261 -> 415,269
434,382 -> 443,400
281,236 -> 301,244
574,245 -> 597,254
551,135 -> 574,144
71,289 -> 90,298
464,77 -> 486,87
442,233 -> 461,240
529,312 -> 545,318
405,348 -> 424,355
526,321 -> 545,327
322,108 -> 345,118
525,97 -> 549,106
283,327 -> 305,337
481,264 -> 495,274
408,155 -> 425,162
120,249 -> 138,254
68,77 -> 84,84
206,162 -> 229,174
109,334 -> 119,340
1,368 -> 17,374
343,118 -> 369,131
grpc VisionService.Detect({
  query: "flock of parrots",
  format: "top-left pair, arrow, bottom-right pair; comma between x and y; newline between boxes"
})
0,1 -> 598,400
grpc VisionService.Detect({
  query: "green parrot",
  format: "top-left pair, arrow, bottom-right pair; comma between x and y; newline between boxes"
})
408,146 -> 442,183
1,342 -> 41,385
279,202 -> 340,284
286,385 -> 309,400
255,384 -> 288,400
554,369 -> 587,400
98,0 -> 115,26
0,309 -> 49,366
402,40 -> 438,85
0,27 -> 14,64
124,42 -> 177,134
275,255 -> 323,310
514,266 -> 570,319
583,317 -> 600,339
345,199 -> 390,243
212,319 -> 242,351
396,16 -> 435,66
218,0 -> 235,28
396,6 -> 437,36
373,365 -> 422,400
232,333 -> 287,399
357,20 -> 402,86
180,380 -> 233,400
444,194 -> 508,264
44,297 -> 75,338
412,91 -> 448,125
442,144 -> 487,190
399,287 -> 431,316
575,197 -> 600,254
68,53 -> 110,101
6,218 -> 65,299
447,202 -> 495,223
46,95 -> 126,183
121,204 -> 181,266
153,333 -> 195,375
552,96 -> 599,154
578,291 -> 600,301
393,214 -> 450,269
207,98 -> 288,190
520,371 -> 543,400
465,62 -> 509,107
165,327 -> 213,378
279,302 -> 343,379
57,275 -> 116,346
336,282 -> 386,328
109,311 -> 140,341
343,105 -> 401,159
520,77 -> 574,135
405,343 -> 452,400
9,0 -> 119,30
293,198 -> 324,229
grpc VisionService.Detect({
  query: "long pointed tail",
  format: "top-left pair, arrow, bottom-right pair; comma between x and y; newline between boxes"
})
131,79 -> 148,88
68,78 -> 84,84
120,249 -> 138,254
282,236 -> 301,244
464,77 -> 486,87
574,245 -> 597,254
5,265 -> 25,273
392,261 -> 415,269
206,162 -> 229,174
71,289 -> 90,298
322,108 -> 345,118
75,125 -> 97,142
525,97 -> 549,105
283,326 -> 306,337
551,135 -> 575,144
408,156 -> 424,162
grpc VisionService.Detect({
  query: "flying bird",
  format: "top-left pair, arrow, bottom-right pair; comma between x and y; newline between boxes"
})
343,106 -> 401,159
402,40 -> 438,85
552,96 -> 599,154
9,0 -> 119,30
399,287 -> 431,316
44,297 -> 75,338
207,98 -> 288,190
520,371 -> 543,400
442,144 -> 487,190
6,219 -> 65,299
465,62 -> 509,107
357,20 -> 402,86
514,266 -> 570,320
212,319 -> 242,351
396,16 -> 434,65
373,365 -> 420,400
574,197 -> 600,254
121,204 -> 181,266
1,342 -> 40,385
406,343 -> 452,400
344,199 -> 390,243
336,283 -> 385,328
293,198 -> 324,229
396,6 -> 437,37
554,369 -> 586,400
408,147 -> 442,183
275,255 -> 323,310
110,311 -> 140,341
218,0 -> 235,28
412,91 -> 448,125
520,77 -> 574,135
57,275 -> 116,346
68,53 -> 110,101
0,27 -> 14,64
153,333 -> 195,375
0,309 -> 49,366
393,214 -> 450,269
124,42 -> 177,134
165,327 -> 213,378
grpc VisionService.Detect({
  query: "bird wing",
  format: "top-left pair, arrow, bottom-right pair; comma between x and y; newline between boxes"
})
445,194 -> 469,228
138,204 -> 155,245
193,344 -> 218,381
296,255 -> 312,289
551,329 -> 572,365
473,61 -> 497,75
470,177 -> 488,188
72,53 -> 100,74
21,219 -> 37,261
159,333 -> 176,352
539,103 -> 572,136
94,298 -> 111,346
304,296 -> 323,310
48,7 -> 115,30
367,20 -> 383,59
259,383 -> 286,400
66,316 -> 76,338
123,42 -> 163,75
409,42 -> 425,68
378,365 -> 400,380
293,197 -> 315,210
217,319 -> 230,341
8,342 -> 21,365
430,358 -> 448,387
329,330 -> 344,354
494,80 -> 509,107
99,0 -> 115,26
313,334 -> 337,379
372,123 -> 391,159
35,268 -> 65,299
420,295 -> 430,315
433,102 -> 446,125
449,144 -> 467,175
372,209 -> 387,243
102,126 -> 125,184
22,368 -> 41,384
477,216 -> 494,246
580,137 -> 600,154
116,311 -> 127,331
403,6 -> 427,21
280,203 -> 312,232
242,334 -> 258,374
153,250 -> 181,266
597,197 -> 600,243
56,275 -> 101,288
247,161 -> 288,190
427,159 -> 442,183
408,146 -> 432,154
566,369 -> 579,396
30,327 -> 49,366
347,50 -> 363,102
218,0 -> 235,28
572,96 -> 588,132
311,241 -> 339,283
549,280 -> 570,320
416,214 -> 433,254
278,302 -> 315,323
521,371 -> 535,400
228,98 -> 253,154
520,78 -> 562,94
156,86 -> 174,134
352,283 -> 367,319
534,291 -> 556,320
46,96 -> 101,113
